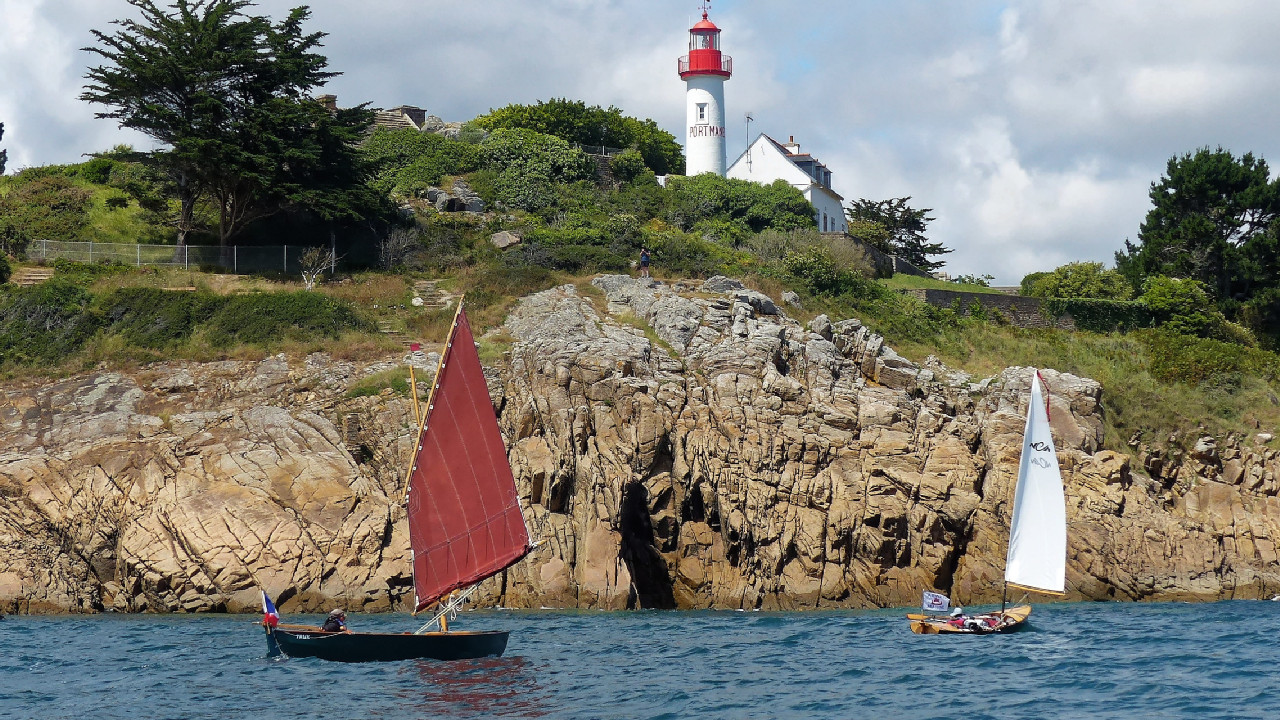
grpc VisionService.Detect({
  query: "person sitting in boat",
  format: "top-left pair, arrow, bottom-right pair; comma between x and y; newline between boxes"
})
321,608 -> 349,633
946,607 -> 967,627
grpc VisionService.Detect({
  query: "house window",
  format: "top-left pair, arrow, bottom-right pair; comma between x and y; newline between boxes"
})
823,213 -> 828,231
697,103 -> 707,122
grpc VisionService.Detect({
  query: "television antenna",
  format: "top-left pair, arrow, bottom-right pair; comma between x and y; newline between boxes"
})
745,112 -> 754,170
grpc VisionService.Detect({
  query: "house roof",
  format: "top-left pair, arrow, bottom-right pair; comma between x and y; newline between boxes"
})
728,133 -> 842,199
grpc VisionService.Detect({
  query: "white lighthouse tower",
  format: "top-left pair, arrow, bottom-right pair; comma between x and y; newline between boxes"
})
679,4 -> 732,176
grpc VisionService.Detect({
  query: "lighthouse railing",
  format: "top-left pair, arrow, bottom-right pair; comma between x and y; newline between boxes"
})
678,55 -> 732,75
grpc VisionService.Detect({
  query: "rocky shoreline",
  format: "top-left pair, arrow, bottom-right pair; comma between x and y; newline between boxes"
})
3,274 -> 1280,614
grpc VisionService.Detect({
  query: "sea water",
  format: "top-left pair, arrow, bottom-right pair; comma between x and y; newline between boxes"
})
2,601 -> 1277,719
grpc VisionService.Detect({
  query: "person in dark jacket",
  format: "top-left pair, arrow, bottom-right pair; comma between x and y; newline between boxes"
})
321,608 -> 348,633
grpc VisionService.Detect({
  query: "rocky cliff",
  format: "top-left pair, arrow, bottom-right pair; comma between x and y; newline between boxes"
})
3,275 -> 1280,614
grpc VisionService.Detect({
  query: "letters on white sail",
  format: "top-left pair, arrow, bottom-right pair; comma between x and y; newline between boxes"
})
1004,371 -> 1067,595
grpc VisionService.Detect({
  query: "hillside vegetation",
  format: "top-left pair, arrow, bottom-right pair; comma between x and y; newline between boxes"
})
4,101 -> 1280,466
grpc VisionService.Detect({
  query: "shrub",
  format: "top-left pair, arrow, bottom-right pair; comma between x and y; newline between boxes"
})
203,292 -> 370,347
1024,261 -> 1133,300
481,129 -> 595,184
783,246 -> 875,296
361,128 -> 482,195
0,175 -> 93,254
99,287 -> 224,348
1140,275 -> 1231,339
1020,271 -> 1050,296
0,280 -> 101,365
545,244 -> 628,272
1040,297 -> 1155,333
77,157 -> 118,185
665,175 -> 815,234
52,259 -> 133,286
1139,330 -> 1280,385
474,99 -> 684,174
611,149 -> 648,183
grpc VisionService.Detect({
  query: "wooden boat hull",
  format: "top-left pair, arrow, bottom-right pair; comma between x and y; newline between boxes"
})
908,605 -> 1032,635
266,624 -> 509,662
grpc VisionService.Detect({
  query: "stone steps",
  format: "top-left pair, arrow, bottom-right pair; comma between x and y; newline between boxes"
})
413,279 -> 456,310
11,267 -> 55,286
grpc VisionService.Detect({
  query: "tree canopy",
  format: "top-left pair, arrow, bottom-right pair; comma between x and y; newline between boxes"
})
1115,147 -> 1279,298
845,197 -> 950,272
1115,147 -> 1280,346
473,98 -> 685,176
1022,261 -> 1134,300
81,0 -> 373,246
0,122 -> 7,175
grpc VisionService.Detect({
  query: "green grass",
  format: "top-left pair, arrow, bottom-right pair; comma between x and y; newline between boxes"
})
346,367 -> 414,399
879,274 -> 1010,295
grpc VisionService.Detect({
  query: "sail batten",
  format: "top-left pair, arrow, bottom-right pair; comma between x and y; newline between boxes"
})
406,307 -> 532,613
1003,371 -> 1067,595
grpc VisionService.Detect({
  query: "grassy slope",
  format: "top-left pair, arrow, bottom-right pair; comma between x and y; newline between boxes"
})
5,159 -> 1276,459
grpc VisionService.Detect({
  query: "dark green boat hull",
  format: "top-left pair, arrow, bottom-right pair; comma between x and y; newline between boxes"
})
266,626 -> 509,662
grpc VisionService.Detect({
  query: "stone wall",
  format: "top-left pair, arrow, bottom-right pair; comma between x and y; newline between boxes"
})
905,288 -> 1075,330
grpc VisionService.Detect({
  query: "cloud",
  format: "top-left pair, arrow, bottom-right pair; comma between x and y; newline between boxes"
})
2,0 -> 1279,285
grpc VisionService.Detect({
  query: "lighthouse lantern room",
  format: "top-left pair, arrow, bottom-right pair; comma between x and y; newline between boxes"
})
680,2 -> 732,176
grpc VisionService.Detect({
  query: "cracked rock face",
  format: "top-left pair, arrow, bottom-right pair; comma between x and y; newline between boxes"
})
5,276 -> 1280,614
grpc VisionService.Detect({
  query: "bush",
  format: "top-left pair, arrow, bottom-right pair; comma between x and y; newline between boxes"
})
1024,261 -> 1133,300
783,246 -> 874,296
611,149 -> 648,183
99,287 -> 224,348
481,129 -> 595,184
0,175 -> 93,254
1040,297 -> 1155,333
474,99 -> 684,174
203,292 -> 371,347
1020,271 -> 1050,296
0,280 -> 101,365
77,157 -> 118,185
1139,330 -> 1280,385
545,244 -> 628,272
0,255 -> 9,285
1140,275 -> 1233,340
52,259 -> 133,286
361,128 -> 482,195
665,175 -> 815,234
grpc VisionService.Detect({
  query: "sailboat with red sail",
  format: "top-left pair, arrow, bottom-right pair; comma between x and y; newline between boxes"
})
264,301 -> 533,662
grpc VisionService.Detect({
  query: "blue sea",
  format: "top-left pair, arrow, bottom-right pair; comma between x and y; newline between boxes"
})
2,602 -> 1277,719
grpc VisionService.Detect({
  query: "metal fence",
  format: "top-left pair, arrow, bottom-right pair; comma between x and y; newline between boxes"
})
24,239 -> 342,275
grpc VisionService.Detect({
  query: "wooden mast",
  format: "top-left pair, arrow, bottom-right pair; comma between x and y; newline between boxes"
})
401,298 -> 464,505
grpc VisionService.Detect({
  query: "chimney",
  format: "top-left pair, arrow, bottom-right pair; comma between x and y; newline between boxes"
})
317,94 -> 337,112
784,135 -> 800,154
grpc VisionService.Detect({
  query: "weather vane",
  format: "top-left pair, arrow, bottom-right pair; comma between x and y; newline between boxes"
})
701,0 -> 711,19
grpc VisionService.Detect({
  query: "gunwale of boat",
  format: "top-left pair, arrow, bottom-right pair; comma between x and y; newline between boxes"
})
907,605 -> 1032,635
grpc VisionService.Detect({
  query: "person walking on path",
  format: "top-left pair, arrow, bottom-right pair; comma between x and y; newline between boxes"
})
639,247 -> 651,279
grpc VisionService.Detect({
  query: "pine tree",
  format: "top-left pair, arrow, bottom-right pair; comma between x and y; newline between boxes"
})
82,0 -> 373,246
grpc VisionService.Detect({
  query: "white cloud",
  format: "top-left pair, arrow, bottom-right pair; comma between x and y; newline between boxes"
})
3,0 -> 1280,285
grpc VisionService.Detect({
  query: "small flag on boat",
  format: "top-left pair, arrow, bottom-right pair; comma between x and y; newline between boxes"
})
922,591 -> 950,613
261,590 -> 279,628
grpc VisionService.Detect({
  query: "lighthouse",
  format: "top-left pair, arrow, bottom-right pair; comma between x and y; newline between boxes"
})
679,4 -> 732,176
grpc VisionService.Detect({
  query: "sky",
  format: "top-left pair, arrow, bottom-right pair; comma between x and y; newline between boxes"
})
2,0 -> 1279,284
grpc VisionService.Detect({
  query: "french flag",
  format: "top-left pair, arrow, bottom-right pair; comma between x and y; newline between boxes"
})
261,590 -> 280,628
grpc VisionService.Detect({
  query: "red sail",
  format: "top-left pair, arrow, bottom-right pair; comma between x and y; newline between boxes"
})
407,308 -> 531,613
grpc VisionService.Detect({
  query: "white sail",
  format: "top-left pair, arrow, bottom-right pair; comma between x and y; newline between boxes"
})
1004,370 -> 1067,595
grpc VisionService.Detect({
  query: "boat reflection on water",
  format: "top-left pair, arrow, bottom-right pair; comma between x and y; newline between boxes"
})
395,655 -> 551,718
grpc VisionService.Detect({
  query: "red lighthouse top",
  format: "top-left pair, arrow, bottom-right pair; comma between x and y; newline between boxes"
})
679,8 -> 732,79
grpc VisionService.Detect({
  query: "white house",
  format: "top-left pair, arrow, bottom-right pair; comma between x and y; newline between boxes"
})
726,134 -> 847,233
